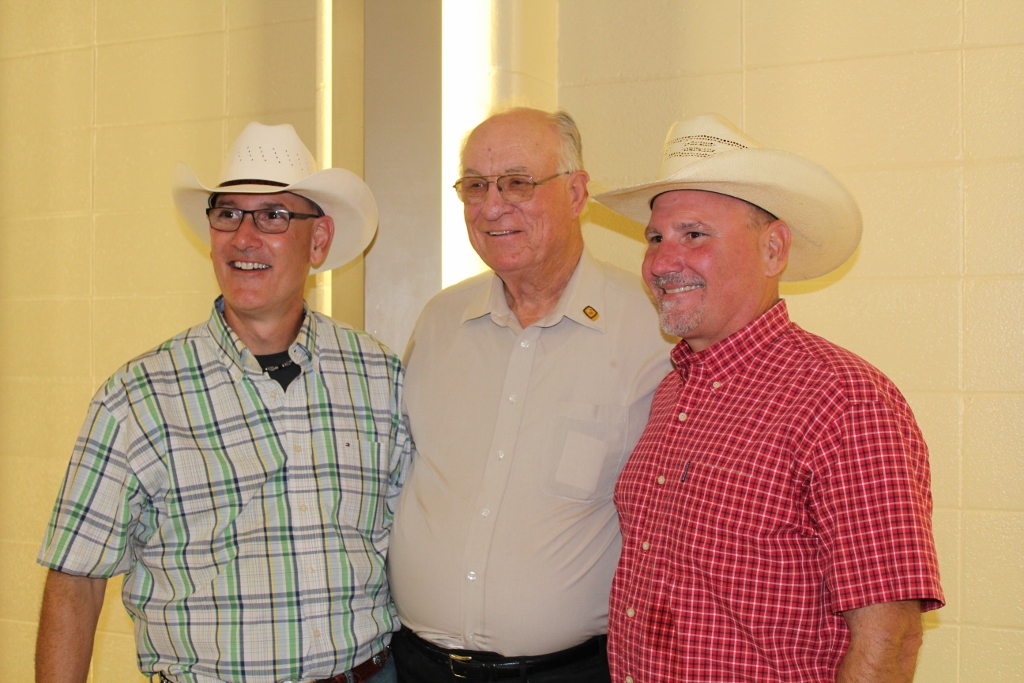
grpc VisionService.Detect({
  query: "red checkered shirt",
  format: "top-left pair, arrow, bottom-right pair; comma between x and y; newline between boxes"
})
609,301 -> 943,683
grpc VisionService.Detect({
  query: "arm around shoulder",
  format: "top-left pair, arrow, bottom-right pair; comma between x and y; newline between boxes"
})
837,600 -> 923,683
35,569 -> 107,683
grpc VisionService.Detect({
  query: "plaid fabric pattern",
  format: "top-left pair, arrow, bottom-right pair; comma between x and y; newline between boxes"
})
609,301 -> 943,683
39,298 -> 413,683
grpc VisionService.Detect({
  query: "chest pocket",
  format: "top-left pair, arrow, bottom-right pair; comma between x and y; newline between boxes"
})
543,401 -> 628,502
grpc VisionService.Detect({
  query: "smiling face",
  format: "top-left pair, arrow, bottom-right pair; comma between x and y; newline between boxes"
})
209,191 -> 333,344
643,190 -> 790,352
460,110 -> 588,286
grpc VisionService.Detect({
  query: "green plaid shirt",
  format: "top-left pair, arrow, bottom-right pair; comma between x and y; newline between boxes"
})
39,299 -> 413,683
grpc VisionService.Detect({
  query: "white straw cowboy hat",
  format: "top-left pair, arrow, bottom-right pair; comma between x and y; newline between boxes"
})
595,114 -> 862,281
173,122 -> 378,273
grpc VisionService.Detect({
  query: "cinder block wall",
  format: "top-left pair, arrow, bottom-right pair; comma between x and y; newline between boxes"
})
562,1 -> 1023,681
0,1 -> 319,679
3,1 -> 1021,681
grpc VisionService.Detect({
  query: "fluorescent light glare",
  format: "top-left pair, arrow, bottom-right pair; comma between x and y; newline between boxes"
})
441,0 -> 493,287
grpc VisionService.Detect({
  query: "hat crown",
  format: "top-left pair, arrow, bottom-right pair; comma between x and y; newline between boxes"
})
173,121 -> 379,274
659,113 -> 763,179
593,113 -> 862,281
219,122 -> 319,187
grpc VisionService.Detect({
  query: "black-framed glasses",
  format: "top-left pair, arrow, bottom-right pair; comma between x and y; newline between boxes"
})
453,172 -> 569,204
206,207 -> 322,234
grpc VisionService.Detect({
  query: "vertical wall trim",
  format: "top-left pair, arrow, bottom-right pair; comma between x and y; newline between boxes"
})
363,0 -> 443,352
313,0 -> 334,316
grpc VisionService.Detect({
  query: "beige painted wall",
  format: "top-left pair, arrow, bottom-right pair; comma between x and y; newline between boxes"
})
562,1 -> 1023,681
2,1 -> 1021,681
0,0 -> 363,679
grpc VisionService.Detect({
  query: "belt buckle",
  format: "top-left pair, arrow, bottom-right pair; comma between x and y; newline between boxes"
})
448,653 -> 473,679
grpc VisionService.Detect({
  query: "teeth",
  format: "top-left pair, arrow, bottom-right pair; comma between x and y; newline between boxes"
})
233,261 -> 270,270
664,284 -> 702,294
488,230 -> 514,236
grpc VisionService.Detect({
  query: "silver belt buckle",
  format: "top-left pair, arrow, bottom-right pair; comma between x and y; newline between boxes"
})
448,653 -> 473,679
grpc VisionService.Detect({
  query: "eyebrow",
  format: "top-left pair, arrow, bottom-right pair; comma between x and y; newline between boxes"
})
461,166 -> 531,176
213,197 -> 290,210
645,220 -> 715,241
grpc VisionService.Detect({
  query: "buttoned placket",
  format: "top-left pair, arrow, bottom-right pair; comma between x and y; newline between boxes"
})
253,351 -> 331,654
458,325 -> 541,645
620,362 -> 706,681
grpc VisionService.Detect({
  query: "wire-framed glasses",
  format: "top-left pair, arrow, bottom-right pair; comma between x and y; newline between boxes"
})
206,207 -> 321,234
452,172 -> 569,204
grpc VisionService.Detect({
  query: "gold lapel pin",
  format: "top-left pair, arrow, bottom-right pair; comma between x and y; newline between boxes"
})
583,306 -> 599,321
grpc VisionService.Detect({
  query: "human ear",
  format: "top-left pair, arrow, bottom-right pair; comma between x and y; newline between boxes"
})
309,215 -> 335,268
568,170 -> 590,217
763,220 -> 791,278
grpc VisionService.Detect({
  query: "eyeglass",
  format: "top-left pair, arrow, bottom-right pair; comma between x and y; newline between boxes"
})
206,207 -> 322,234
453,172 -> 569,204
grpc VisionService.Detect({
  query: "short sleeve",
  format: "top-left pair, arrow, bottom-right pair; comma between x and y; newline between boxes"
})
810,396 -> 944,614
38,387 -> 144,578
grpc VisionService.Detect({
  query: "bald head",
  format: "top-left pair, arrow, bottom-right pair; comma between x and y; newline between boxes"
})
461,108 -> 584,177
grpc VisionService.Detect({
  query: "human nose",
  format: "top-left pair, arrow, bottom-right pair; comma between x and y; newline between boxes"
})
230,211 -> 264,247
478,182 -> 513,219
645,239 -> 684,278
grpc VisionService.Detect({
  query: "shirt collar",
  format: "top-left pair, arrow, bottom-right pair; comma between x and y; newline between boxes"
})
671,299 -> 792,377
207,296 -> 318,375
461,248 -> 607,333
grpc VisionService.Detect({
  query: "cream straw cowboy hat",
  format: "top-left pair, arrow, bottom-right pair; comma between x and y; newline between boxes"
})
173,122 -> 378,273
595,114 -> 862,280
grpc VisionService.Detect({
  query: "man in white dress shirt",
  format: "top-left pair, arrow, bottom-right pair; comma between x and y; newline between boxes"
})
388,108 -> 673,682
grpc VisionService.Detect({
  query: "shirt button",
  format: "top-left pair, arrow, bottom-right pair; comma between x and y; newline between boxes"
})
657,475 -> 666,485
497,450 -> 505,460
509,394 -> 517,404
313,629 -> 321,637
712,381 -> 722,389
641,541 -> 650,550
626,607 -> 636,618
678,412 -> 688,421
294,444 -> 302,453
307,566 -> 315,574
625,677 -> 634,683
467,571 -> 477,581
520,340 -> 530,348
299,503 -> 308,512
481,508 -> 490,517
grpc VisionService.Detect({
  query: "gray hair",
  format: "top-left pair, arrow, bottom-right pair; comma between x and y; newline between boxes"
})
745,201 -> 779,231
549,110 -> 584,173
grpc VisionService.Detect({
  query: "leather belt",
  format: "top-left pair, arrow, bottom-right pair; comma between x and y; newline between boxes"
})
313,647 -> 390,683
403,628 -> 606,680
152,650 -> 389,683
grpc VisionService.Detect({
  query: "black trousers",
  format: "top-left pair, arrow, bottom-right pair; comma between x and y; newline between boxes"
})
392,628 -> 610,683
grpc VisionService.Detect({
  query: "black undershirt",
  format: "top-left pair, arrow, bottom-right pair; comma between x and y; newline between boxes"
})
254,351 -> 301,391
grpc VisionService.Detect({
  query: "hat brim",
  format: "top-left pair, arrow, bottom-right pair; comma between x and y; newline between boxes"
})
172,163 -> 378,274
594,148 -> 862,281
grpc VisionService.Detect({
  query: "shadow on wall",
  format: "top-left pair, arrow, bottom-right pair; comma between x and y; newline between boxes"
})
583,199 -> 647,242
781,247 -> 860,296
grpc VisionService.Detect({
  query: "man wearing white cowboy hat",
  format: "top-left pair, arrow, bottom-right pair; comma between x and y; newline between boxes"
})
595,114 -> 944,682
36,122 -> 411,683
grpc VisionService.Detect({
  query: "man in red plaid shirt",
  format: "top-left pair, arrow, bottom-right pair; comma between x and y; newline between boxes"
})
595,114 -> 944,683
